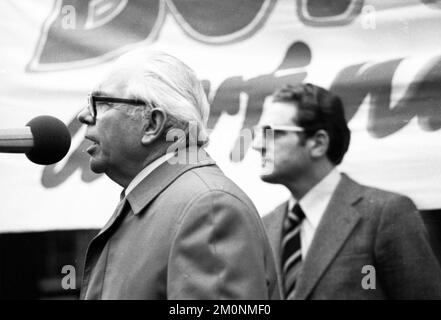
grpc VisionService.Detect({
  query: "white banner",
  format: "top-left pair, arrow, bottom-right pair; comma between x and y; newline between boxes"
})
1,0 -> 441,232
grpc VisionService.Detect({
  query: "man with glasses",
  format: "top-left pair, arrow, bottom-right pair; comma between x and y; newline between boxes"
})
77,50 -> 279,299
252,83 -> 441,299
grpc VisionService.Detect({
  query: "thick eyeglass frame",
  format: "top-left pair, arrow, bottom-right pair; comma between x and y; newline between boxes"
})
253,124 -> 305,140
87,94 -> 150,123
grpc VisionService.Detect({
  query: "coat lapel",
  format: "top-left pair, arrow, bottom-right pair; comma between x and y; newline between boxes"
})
294,174 -> 363,299
95,195 -> 127,238
263,201 -> 289,298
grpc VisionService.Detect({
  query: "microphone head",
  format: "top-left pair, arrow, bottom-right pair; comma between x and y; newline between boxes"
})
25,116 -> 71,165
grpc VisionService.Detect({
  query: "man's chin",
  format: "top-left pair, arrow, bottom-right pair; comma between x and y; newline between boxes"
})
259,171 -> 277,184
89,158 -> 106,174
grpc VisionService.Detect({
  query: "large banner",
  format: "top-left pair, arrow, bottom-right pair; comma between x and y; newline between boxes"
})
1,0 -> 441,232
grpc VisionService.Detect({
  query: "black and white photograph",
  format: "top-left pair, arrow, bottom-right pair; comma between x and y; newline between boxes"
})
1,0 -> 441,304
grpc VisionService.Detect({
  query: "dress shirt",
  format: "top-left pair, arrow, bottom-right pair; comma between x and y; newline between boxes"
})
288,168 -> 341,257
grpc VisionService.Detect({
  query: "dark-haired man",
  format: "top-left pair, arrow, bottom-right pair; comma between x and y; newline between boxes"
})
253,83 -> 441,299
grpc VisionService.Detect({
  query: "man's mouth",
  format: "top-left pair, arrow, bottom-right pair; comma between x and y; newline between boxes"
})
86,143 -> 99,155
85,136 -> 99,155
85,135 -> 98,144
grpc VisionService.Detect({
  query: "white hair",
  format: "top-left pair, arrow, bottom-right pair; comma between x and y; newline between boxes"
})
100,49 -> 210,145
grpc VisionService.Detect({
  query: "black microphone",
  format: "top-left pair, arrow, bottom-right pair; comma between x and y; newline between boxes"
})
0,115 -> 71,165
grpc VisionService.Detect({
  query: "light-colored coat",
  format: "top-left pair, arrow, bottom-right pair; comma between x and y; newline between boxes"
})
81,151 -> 280,299
263,174 -> 441,299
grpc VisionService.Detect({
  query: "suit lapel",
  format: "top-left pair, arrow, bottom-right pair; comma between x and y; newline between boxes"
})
294,174 -> 362,299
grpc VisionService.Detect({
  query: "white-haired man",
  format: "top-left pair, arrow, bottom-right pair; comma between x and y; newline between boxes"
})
77,50 -> 280,299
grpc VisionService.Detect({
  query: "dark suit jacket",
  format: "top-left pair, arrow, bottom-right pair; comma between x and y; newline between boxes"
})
80,151 -> 279,299
263,173 -> 441,299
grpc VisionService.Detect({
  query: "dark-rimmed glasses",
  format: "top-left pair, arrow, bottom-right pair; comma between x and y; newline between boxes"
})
87,94 -> 148,123
253,124 -> 305,140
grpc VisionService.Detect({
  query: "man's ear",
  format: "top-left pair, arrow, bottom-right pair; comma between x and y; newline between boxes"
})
309,129 -> 330,159
141,108 -> 168,146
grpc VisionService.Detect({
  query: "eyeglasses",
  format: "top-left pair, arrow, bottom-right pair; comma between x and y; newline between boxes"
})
87,94 -> 148,123
252,124 -> 304,140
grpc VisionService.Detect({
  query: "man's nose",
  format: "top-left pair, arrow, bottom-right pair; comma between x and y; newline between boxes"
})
77,107 -> 94,125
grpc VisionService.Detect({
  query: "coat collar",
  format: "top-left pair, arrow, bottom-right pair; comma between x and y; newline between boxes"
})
95,149 -> 215,239
264,201 -> 289,298
126,148 -> 215,215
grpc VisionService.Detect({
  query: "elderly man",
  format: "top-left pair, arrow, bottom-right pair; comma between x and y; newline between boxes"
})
252,83 -> 441,299
77,50 -> 279,300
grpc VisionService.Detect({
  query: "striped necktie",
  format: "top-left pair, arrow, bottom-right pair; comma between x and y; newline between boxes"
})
281,203 -> 306,299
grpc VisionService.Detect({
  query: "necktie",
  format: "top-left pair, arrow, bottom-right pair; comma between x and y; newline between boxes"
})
281,203 -> 306,299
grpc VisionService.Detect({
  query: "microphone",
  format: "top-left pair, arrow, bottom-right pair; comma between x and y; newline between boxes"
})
0,115 -> 71,165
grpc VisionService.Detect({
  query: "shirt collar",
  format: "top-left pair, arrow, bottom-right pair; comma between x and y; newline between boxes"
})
124,152 -> 175,198
289,168 -> 341,229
